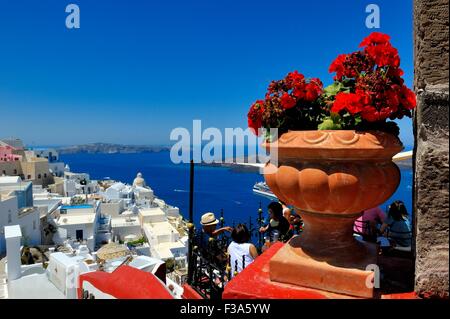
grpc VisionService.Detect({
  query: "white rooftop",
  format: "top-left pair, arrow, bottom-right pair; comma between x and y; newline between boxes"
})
0,176 -> 21,184
139,207 -> 166,217
144,221 -> 177,236
7,265 -> 64,299
4,225 -> 22,239
57,214 -> 95,226
111,216 -> 140,227
108,182 -> 128,191
153,242 -> 187,260
135,186 -> 153,193
50,252 -> 79,267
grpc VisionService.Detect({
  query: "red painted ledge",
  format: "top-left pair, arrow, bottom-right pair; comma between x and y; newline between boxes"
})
182,283 -> 204,299
222,242 -> 418,299
78,265 -> 174,299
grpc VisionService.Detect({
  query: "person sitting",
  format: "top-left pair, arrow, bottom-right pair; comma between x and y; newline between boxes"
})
379,200 -> 412,248
353,206 -> 386,241
227,224 -> 258,278
259,202 -> 290,241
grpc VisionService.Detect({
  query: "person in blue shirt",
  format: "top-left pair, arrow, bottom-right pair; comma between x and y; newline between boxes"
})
380,200 -> 412,247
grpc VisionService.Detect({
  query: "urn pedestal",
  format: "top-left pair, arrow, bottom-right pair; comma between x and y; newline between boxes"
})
263,130 -> 403,298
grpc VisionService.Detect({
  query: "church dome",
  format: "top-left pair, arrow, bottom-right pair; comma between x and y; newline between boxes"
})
133,172 -> 146,187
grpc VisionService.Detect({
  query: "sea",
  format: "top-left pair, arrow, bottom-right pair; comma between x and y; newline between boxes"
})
60,151 -> 413,228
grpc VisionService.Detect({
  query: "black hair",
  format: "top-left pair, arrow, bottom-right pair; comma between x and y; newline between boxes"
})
231,224 -> 251,244
268,201 -> 283,219
388,200 -> 408,221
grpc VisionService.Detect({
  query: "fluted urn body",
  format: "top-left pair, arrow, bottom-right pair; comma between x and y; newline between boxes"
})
263,130 -> 403,297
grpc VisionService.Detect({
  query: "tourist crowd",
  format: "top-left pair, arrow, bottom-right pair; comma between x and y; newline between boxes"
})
197,199 -> 411,281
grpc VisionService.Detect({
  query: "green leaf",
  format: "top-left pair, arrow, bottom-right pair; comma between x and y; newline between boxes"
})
323,82 -> 343,97
318,117 -> 342,130
323,81 -> 351,99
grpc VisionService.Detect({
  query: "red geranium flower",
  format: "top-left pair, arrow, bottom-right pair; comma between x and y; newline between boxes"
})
280,93 -> 297,109
247,32 -> 415,137
359,32 -> 391,47
331,92 -> 364,115
305,82 -> 322,102
365,44 -> 400,68
399,85 -> 416,110
247,100 -> 265,135
286,71 -> 305,88
329,54 -> 347,80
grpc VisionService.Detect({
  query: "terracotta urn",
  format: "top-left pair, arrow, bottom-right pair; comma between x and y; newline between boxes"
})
263,130 -> 403,297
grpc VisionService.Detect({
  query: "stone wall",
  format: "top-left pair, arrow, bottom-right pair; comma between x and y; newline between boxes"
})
413,0 -> 449,298
414,0 -> 449,89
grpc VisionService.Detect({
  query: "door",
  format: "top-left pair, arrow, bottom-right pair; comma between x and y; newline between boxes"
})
76,229 -> 83,241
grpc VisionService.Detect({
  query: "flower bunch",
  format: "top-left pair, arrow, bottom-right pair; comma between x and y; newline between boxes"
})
247,71 -> 324,137
326,32 -> 416,126
247,32 -> 416,138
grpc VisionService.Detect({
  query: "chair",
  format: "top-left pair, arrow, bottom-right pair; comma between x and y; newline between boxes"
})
353,220 -> 377,242
384,229 -> 413,258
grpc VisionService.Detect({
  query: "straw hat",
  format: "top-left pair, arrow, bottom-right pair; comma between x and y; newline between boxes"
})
200,212 -> 219,226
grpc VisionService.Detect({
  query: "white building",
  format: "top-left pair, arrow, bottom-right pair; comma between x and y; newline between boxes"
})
100,199 -> 125,217
103,182 -> 134,203
138,207 -> 167,224
102,174 -> 154,210
63,171 -> 98,197
138,207 -> 187,265
111,214 -> 142,243
32,185 -> 66,213
0,177 -> 40,254
53,202 -> 101,251
3,225 -> 183,299
153,198 -> 181,218
33,148 -> 66,177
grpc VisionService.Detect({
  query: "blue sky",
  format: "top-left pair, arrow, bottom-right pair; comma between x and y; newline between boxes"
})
0,0 -> 414,147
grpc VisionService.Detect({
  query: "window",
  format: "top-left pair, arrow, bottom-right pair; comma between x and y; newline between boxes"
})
76,230 -> 83,241
27,175 -> 31,179
13,169 -> 17,174
2,170 -> 6,175
8,214 -> 12,223
38,174 -> 41,179
33,220 -> 36,230
44,173 -> 47,178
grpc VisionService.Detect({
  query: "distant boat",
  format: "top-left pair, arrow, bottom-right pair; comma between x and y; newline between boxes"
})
253,181 -> 277,200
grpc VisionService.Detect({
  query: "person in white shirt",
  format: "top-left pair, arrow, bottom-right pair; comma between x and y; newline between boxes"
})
227,224 -> 258,278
